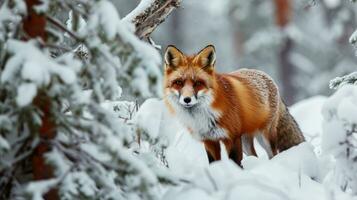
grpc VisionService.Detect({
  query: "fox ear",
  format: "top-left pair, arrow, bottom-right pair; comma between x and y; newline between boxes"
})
164,45 -> 184,69
196,45 -> 216,70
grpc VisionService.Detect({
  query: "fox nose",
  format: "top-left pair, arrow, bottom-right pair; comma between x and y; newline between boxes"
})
183,97 -> 191,104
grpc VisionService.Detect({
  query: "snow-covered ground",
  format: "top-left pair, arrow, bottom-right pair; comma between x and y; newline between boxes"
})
134,91 -> 356,200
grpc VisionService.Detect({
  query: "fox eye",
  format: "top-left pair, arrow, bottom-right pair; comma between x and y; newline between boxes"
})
173,80 -> 183,86
194,80 -> 204,87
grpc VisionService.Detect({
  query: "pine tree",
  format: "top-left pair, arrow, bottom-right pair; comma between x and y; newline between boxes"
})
323,1 -> 357,196
0,0 -> 180,199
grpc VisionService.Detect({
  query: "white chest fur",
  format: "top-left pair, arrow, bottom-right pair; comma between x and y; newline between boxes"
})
172,102 -> 227,140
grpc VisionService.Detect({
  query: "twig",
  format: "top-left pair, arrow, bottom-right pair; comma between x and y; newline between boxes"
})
46,15 -> 82,41
148,37 -> 161,50
51,140 -> 120,171
43,43 -> 72,52
11,148 -> 36,166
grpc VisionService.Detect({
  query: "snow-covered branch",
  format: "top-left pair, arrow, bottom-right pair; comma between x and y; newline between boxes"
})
123,0 -> 181,39
329,72 -> 357,89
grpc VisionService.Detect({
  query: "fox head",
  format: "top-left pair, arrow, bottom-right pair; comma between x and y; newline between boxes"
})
163,45 -> 216,109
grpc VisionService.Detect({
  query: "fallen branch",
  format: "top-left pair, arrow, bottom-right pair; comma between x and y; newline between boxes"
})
124,0 -> 182,39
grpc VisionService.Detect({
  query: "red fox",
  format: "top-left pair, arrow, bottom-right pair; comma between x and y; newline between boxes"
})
163,45 -> 305,165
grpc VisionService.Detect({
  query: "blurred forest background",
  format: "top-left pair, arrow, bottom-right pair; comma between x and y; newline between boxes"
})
114,0 -> 357,105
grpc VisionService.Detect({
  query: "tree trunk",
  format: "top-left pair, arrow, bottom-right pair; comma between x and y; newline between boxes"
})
278,37 -> 295,105
23,0 -> 58,199
274,0 -> 296,105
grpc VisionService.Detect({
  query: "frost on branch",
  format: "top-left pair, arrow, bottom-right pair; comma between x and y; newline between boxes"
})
329,72 -> 357,90
322,85 -> 357,195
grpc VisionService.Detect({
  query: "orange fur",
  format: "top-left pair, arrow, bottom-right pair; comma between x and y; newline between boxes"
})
163,45 -> 304,166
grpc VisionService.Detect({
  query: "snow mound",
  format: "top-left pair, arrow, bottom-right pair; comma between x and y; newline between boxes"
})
290,95 -> 327,138
132,95 -> 356,199
135,98 -> 181,143
164,143 -> 326,200
319,85 -> 357,196
290,95 -> 327,155
321,85 -> 357,154
135,98 -> 207,177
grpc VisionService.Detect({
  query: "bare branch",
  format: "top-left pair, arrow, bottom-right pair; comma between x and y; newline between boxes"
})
124,0 -> 182,39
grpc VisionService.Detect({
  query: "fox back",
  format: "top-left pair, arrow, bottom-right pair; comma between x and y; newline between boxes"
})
163,45 -> 304,165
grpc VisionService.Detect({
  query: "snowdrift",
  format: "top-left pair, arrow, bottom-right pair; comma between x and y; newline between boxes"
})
135,91 -> 356,199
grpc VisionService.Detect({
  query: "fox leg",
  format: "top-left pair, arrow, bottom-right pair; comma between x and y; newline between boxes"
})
242,134 -> 257,156
257,128 -> 278,159
267,128 -> 278,157
227,136 -> 243,166
266,119 -> 279,157
203,140 -> 221,163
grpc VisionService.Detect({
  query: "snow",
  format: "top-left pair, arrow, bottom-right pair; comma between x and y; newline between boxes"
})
2,40 -> 76,85
330,72 -> 357,89
165,133 -> 207,178
323,0 -> 342,9
338,98 -> 357,124
163,143 -> 326,200
21,60 -> 51,85
134,98 -> 208,176
163,188 -> 217,200
34,0 -> 50,13
349,29 -> 357,45
135,98 -> 185,145
0,0 -> 26,32
26,179 -> 58,200
290,96 -> 327,154
101,100 -> 135,121
135,98 -> 163,139
116,20 -> 162,97
321,85 -> 357,195
321,85 -> 357,153
290,96 -> 327,138
132,67 -> 152,98
0,40 -> 77,107
132,95 -> 357,199
45,148 -> 71,176
16,83 -> 37,106
269,142 -> 319,179
2,0 -> 357,198
95,0 -> 121,40
61,172 -> 98,198
66,10 -> 86,33
80,143 -> 111,162
77,0 -> 162,99
0,135 -> 10,151
122,0 -> 155,23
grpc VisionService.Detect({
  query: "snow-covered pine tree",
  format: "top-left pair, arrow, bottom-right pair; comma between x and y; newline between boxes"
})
322,85 -> 357,195
0,0 -> 180,199
322,2 -> 357,195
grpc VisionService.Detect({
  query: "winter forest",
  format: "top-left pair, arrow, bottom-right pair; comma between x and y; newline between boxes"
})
0,0 -> 357,199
